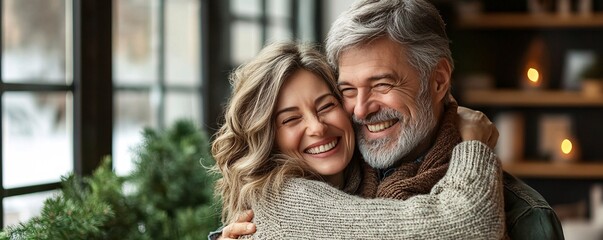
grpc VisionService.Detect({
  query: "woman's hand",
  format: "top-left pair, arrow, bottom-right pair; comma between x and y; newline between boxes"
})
218,210 -> 256,240
457,106 -> 498,149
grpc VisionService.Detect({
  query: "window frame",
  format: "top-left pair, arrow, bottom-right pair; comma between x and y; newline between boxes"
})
0,0 -> 113,228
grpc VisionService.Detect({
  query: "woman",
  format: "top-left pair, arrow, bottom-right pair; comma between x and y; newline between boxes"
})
212,42 -> 504,239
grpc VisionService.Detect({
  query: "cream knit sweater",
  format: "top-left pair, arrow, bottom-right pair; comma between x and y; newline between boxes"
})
247,141 -> 505,239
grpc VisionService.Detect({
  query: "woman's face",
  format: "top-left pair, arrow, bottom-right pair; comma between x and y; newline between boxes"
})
274,69 -> 355,180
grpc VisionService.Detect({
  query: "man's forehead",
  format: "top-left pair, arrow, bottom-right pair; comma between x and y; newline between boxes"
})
337,57 -> 399,84
337,41 -> 411,83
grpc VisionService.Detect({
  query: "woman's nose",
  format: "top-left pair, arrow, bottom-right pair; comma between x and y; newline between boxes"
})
306,116 -> 326,136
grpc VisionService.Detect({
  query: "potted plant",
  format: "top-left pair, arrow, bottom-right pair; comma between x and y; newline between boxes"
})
580,55 -> 603,98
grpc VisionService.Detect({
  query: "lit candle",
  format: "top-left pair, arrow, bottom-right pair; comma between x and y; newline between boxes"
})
526,67 -> 541,88
528,68 -> 539,83
561,139 -> 572,155
557,138 -> 579,163
521,37 -> 549,90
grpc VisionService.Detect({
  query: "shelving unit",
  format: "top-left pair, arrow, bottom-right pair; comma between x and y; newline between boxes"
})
503,162 -> 603,179
452,10 -> 603,180
463,90 -> 603,106
457,13 -> 603,29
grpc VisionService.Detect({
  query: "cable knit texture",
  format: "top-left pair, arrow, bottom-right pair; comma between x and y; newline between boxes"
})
245,141 -> 505,239
360,104 -> 460,200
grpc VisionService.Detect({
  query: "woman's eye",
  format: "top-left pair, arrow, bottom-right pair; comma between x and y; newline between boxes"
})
318,103 -> 336,112
282,117 -> 300,125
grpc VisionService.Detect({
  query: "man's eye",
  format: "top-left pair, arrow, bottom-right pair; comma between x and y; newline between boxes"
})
373,83 -> 394,93
339,88 -> 357,98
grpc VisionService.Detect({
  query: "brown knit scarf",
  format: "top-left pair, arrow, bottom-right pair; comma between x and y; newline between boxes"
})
358,103 -> 461,200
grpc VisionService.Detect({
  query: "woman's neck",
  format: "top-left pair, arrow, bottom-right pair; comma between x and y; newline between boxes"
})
323,171 -> 345,189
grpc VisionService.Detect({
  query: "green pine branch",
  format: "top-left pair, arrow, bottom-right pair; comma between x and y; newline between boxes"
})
1,120 -> 221,240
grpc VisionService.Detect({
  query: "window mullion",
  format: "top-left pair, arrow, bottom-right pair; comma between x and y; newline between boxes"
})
313,0 -> 322,42
0,0 -> 5,229
0,95 -> 4,229
158,0 -> 167,129
4,182 -> 62,198
199,0 -> 208,132
261,0 -> 267,45
291,0 -> 298,39
0,83 -> 72,92
73,0 -> 113,178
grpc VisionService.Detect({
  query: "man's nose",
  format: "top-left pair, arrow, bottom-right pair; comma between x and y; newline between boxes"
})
306,116 -> 326,136
353,91 -> 377,120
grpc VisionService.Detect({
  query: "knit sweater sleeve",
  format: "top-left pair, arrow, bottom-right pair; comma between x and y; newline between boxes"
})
249,141 -> 505,239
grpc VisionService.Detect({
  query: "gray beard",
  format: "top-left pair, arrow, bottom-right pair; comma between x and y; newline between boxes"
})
354,90 -> 436,169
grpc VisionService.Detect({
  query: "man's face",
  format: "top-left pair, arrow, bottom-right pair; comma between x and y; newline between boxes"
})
337,37 -> 438,169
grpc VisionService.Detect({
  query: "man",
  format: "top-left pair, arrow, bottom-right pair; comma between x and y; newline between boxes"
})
212,0 -> 563,239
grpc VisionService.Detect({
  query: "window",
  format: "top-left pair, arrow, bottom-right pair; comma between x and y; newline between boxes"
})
1,0 -> 320,228
1,0 -> 114,228
113,0 -> 204,175
1,0 -> 74,227
229,0 -> 319,65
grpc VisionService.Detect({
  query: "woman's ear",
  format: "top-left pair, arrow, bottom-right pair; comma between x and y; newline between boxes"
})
431,59 -> 452,103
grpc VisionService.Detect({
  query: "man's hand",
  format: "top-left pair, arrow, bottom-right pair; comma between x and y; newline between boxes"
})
218,210 -> 256,240
457,106 -> 499,149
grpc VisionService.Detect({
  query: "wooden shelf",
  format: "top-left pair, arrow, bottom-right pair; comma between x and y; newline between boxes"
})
457,13 -> 603,29
503,161 -> 603,179
463,90 -> 603,107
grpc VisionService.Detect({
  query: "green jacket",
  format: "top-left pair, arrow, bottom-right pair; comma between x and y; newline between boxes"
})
503,172 -> 565,240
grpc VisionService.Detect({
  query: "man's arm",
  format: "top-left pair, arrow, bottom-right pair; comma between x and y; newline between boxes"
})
503,172 -> 565,240
457,106 -> 498,148
507,207 -> 564,240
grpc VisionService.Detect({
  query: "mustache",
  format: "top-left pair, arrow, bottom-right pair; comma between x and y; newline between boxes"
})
352,108 -> 404,125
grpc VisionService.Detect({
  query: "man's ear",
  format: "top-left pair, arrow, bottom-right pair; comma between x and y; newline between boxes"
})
431,59 -> 452,103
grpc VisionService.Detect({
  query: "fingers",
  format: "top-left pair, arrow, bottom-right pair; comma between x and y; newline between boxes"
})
236,210 -> 254,223
222,222 -> 256,239
457,106 -> 498,149
489,126 -> 499,148
221,210 -> 256,239
217,235 -> 235,240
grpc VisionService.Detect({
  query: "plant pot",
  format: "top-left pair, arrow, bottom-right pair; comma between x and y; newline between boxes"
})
581,79 -> 603,98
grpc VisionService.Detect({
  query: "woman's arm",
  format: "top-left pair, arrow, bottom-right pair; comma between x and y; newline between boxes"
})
249,141 -> 504,239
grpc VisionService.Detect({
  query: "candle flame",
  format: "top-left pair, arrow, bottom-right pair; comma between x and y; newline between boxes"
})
527,68 -> 539,83
561,139 -> 573,155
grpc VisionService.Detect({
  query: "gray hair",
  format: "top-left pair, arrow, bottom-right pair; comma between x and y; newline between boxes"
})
326,0 -> 453,87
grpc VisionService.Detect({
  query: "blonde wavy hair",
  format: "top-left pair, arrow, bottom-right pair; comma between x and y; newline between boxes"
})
212,42 -> 342,224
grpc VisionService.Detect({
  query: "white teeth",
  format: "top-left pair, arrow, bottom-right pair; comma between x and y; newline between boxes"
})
367,120 -> 395,132
306,139 -> 338,154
